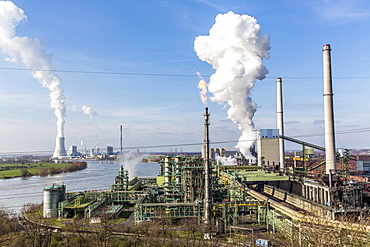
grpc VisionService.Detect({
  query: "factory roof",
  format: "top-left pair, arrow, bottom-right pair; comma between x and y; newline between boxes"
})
44,183 -> 65,190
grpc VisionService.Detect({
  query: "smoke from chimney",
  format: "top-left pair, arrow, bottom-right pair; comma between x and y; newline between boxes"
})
72,105 -> 98,119
194,11 -> 270,161
0,2 -> 66,134
0,2 -> 68,156
196,71 -> 208,105
81,105 -> 97,119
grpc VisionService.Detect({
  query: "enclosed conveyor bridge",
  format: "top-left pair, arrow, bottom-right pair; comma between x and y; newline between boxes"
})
280,135 -> 325,151
280,135 -> 327,171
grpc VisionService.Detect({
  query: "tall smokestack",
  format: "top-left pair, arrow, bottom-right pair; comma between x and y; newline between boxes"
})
53,137 -> 67,157
323,44 -> 336,174
203,107 -> 211,238
120,125 -> 123,153
276,78 -> 285,169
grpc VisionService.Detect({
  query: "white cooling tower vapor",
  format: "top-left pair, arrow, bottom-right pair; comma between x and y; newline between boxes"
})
53,137 -> 67,157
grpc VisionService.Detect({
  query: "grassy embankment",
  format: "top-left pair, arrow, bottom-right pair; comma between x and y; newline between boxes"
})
0,162 -> 83,179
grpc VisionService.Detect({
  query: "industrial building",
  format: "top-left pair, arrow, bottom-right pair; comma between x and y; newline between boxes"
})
52,144 -> 118,161
43,45 -> 370,243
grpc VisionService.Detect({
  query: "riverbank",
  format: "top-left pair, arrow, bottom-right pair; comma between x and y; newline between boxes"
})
0,161 -> 87,179
0,161 -> 160,212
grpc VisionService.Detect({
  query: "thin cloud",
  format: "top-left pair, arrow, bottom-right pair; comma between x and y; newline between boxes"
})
285,121 -> 299,124
23,109 -> 35,112
157,132 -> 175,135
297,102 -> 322,107
309,0 -> 370,24
215,126 -> 230,130
313,119 -> 324,125
195,0 -> 227,12
337,124 -> 362,128
313,119 -> 341,124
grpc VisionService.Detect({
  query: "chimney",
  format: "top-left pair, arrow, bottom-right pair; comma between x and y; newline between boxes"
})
53,137 -> 67,157
276,78 -> 285,169
203,107 -> 211,238
120,125 -> 123,153
323,44 -> 336,174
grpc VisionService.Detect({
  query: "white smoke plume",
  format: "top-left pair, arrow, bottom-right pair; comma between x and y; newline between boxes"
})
72,105 -> 98,119
0,1 -> 66,137
216,155 -> 237,166
80,137 -> 84,151
194,11 -> 270,162
118,151 -> 147,179
196,71 -> 208,105
82,105 -> 97,119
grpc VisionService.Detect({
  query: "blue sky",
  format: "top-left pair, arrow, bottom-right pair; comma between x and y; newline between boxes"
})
0,0 -> 370,155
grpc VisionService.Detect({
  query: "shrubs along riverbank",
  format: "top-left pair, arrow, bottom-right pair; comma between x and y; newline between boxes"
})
38,162 -> 87,177
0,161 -> 88,179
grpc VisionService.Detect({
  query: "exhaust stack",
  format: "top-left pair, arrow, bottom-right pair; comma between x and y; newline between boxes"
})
120,125 -> 123,153
53,137 -> 67,158
276,78 -> 285,169
203,107 -> 211,238
323,44 -> 336,174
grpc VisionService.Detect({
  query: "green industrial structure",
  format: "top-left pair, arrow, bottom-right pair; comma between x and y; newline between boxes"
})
45,156 -> 291,235
42,151 -> 370,247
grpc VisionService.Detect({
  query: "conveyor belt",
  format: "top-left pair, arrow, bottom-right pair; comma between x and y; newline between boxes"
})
245,187 -> 370,233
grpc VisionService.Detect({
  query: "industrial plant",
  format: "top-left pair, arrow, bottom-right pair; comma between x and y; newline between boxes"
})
42,45 -> 370,245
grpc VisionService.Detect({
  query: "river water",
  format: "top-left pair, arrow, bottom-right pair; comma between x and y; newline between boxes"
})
0,161 -> 160,213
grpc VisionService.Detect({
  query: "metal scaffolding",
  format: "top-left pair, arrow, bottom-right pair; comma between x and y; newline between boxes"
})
134,202 -> 203,223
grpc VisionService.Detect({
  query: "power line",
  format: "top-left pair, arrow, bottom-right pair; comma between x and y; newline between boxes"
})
1,127 -> 370,156
0,67 -> 200,78
0,140 -> 232,155
122,140 -> 240,150
0,66 -> 369,79
290,127 -> 370,138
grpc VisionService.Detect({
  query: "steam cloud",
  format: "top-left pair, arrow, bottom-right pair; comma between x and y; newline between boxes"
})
72,105 -> 98,119
0,1 -> 66,137
194,11 -> 270,161
119,152 -> 148,179
196,71 -> 208,105
82,105 -> 97,119
216,155 -> 237,166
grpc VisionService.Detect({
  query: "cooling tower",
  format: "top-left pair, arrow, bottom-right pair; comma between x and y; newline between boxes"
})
53,137 -> 67,157
323,44 -> 336,174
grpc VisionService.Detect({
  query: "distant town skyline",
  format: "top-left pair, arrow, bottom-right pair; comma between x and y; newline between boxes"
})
1,0 -> 370,155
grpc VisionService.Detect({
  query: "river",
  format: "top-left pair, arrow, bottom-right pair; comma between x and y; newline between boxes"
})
0,161 -> 160,213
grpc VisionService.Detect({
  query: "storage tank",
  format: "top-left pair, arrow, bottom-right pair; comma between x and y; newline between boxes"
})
43,184 -> 66,218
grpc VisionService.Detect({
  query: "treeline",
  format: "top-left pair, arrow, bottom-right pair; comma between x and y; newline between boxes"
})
0,162 -> 89,179
0,205 -> 223,247
38,162 -> 87,177
0,163 -> 41,171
